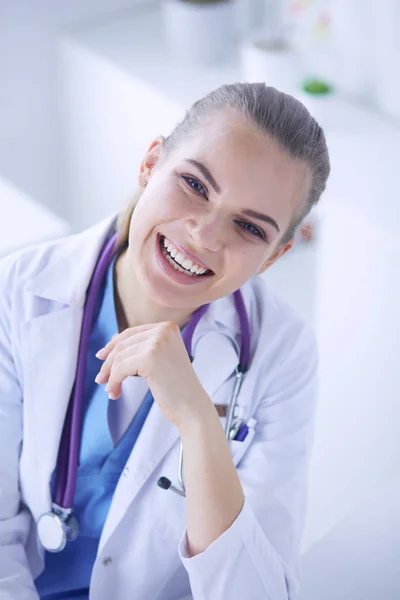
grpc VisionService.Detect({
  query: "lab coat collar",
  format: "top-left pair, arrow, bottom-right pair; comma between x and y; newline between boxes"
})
26,211 -> 243,339
27,214 -> 117,306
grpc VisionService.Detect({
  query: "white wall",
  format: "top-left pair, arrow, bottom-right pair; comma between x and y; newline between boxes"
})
301,201 -> 400,551
58,37 -> 184,229
299,472 -> 400,600
0,0 -> 145,213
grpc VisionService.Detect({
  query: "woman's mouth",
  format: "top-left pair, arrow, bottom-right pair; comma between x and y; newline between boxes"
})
156,234 -> 214,284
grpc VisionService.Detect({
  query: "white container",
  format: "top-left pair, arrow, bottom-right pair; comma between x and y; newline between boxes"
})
163,0 -> 235,66
234,0 -> 266,39
240,36 -> 301,95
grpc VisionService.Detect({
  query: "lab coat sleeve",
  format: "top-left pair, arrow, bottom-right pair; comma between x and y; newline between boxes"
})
0,256 -> 39,599
177,323 -> 318,600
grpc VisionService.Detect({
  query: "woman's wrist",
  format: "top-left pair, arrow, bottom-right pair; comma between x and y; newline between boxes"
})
176,389 -> 220,439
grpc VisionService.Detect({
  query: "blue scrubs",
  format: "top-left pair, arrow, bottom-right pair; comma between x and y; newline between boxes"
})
35,250 -> 154,599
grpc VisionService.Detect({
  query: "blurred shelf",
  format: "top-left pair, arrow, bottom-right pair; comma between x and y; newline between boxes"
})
63,1 -> 398,135
61,1 -> 240,113
61,1 -> 400,242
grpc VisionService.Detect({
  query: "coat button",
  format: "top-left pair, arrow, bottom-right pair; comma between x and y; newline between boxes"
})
123,467 -> 129,476
102,557 -> 112,566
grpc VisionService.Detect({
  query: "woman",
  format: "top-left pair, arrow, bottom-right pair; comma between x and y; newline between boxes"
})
0,83 -> 330,599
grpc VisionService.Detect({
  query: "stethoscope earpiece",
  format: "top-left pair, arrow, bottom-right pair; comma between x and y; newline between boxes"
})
157,476 -> 186,497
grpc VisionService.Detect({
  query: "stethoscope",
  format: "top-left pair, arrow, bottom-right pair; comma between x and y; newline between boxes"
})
157,291 -> 252,498
37,231 -> 254,553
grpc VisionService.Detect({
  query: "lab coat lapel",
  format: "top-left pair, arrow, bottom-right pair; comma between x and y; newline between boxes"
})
99,308 -> 240,552
21,306 -> 83,519
20,215 -> 117,520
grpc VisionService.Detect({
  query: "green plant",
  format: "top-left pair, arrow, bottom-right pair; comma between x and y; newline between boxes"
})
302,78 -> 333,95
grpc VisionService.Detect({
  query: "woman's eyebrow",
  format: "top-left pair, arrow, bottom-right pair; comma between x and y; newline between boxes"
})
184,159 -> 221,194
241,209 -> 280,233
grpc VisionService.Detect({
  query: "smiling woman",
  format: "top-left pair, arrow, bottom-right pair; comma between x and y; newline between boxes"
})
114,83 -> 329,331
0,82 -> 330,600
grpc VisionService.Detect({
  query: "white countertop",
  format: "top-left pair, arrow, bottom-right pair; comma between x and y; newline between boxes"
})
0,175 -> 70,256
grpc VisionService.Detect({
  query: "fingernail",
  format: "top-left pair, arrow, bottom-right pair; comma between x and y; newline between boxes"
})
96,348 -> 105,359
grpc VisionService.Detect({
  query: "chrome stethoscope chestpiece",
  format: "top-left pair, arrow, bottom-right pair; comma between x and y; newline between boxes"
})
37,507 -> 79,553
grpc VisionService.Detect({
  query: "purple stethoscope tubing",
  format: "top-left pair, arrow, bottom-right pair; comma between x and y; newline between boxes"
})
55,232 -> 119,509
54,231 -> 251,510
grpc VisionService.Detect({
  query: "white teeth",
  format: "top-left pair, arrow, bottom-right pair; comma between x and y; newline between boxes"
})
174,252 -> 185,266
164,251 -> 194,275
161,236 -> 209,276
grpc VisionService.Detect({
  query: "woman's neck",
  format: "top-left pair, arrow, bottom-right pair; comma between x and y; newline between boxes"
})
113,248 -> 194,332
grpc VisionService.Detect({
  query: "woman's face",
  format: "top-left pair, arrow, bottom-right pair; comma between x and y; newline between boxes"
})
126,112 -> 311,310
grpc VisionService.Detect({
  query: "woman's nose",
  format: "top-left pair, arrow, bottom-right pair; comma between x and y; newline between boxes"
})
185,216 -> 224,252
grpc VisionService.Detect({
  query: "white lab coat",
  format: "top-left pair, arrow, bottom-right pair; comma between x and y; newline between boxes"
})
0,215 -> 318,600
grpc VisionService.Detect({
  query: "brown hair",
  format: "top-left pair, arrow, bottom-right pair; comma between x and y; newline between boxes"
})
116,82 -> 330,247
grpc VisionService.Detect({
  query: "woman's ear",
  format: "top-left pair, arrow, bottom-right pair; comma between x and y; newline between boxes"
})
138,136 -> 165,187
257,238 -> 295,275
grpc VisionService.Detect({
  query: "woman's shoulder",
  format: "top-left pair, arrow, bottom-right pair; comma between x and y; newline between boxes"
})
0,234 -> 68,288
0,215 -> 116,298
242,275 -> 317,365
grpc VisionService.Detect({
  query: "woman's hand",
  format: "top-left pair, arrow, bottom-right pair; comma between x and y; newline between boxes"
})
94,321 -> 210,427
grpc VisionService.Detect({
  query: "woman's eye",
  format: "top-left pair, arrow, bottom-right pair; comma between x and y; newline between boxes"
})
238,221 -> 266,241
182,175 -> 207,198
180,174 -> 267,242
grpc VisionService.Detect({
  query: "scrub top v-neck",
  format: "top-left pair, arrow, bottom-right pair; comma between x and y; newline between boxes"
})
35,250 -> 155,599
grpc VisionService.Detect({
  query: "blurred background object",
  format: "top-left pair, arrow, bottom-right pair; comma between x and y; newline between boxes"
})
0,1 -> 399,598
163,0 -> 235,65
240,36 -> 300,96
0,174 -> 69,257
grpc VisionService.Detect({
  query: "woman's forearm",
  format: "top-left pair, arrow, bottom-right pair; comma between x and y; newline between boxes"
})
177,395 -> 245,557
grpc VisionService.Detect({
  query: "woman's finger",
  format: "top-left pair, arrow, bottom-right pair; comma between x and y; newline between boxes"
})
95,338 -> 132,383
95,333 -> 120,359
105,351 -> 144,399
95,327 -> 159,383
95,323 -> 158,359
